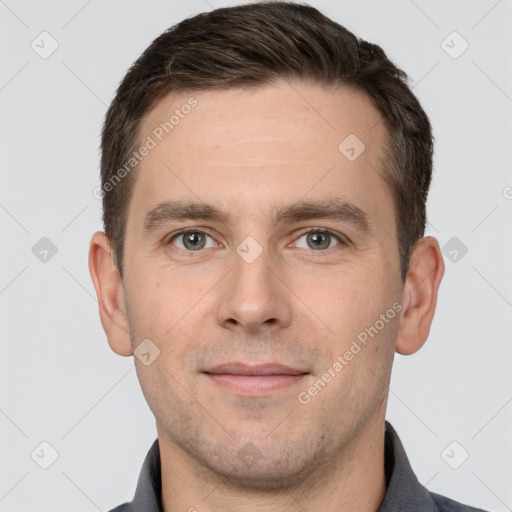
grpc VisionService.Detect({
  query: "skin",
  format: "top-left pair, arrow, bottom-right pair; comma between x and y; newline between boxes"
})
89,79 -> 444,512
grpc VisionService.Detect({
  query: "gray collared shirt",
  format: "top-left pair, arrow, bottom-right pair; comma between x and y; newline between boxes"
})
108,421 -> 488,511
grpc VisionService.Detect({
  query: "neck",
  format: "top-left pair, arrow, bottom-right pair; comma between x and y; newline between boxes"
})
159,413 -> 388,512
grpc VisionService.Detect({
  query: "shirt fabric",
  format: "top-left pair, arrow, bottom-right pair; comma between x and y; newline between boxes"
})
109,421 -> 488,512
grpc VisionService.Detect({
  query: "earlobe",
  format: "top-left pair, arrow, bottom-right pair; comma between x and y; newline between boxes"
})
88,231 -> 133,356
395,236 -> 445,356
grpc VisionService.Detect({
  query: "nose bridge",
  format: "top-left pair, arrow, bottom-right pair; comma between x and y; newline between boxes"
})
216,236 -> 292,332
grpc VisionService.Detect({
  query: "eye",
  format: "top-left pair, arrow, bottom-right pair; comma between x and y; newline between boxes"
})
293,229 -> 343,251
166,228 -> 345,253
169,230 -> 216,251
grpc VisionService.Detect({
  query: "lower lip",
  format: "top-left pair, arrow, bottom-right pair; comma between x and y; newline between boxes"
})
206,373 -> 307,395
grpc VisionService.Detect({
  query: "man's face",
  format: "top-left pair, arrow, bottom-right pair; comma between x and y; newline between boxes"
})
121,80 -> 404,486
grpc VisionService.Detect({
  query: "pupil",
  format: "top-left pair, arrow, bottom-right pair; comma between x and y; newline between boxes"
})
189,233 -> 200,244
309,232 -> 328,250
313,234 -> 322,244
185,232 -> 204,249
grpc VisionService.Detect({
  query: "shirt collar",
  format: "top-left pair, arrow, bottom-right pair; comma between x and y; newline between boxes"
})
120,421 -> 437,511
128,437 -> 163,511
377,421 -> 437,511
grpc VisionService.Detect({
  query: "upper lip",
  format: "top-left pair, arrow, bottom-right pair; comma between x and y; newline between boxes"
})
204,363 -> 308,376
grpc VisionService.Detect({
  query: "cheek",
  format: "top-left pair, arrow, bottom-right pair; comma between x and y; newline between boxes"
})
129,273 -> 211,363
130,263 -> 191,311
296,263 -> 386,339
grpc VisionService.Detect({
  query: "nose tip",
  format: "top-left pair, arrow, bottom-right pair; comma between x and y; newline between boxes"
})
216,250 -> 292,333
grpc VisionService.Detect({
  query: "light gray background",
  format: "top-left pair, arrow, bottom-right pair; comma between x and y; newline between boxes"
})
1,0 -> 511,511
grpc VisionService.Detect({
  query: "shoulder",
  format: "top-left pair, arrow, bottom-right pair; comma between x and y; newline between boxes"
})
430,491 -> 490,512
106,504 -> 130,512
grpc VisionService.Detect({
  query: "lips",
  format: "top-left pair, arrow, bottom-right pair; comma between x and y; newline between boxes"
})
204,362 -> 307,376
203,363 -> 309,395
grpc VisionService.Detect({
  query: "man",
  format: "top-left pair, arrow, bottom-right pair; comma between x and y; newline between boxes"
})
88,2 -> 487,511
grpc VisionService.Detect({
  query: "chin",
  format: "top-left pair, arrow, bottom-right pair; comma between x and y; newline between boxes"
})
194,441 -> 328,492
212,462 -> 314,492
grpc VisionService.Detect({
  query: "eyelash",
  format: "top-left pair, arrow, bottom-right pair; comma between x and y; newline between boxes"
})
165,227 -> 347,255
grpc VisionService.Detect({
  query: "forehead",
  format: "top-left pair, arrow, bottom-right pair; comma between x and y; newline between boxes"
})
128,79 -> 392,231
140,80 -> 385,161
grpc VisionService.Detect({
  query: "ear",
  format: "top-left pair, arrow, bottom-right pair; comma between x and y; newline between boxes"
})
395,236 -> 445,356
88,231 -> 133,356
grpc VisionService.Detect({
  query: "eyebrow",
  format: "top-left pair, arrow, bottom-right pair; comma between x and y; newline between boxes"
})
142,197 -> 371,234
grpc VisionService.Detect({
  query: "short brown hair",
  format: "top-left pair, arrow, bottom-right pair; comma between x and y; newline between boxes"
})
100,0 -> 433,281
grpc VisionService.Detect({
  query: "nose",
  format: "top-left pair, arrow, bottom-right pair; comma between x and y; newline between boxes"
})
215,242 -> 293,333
